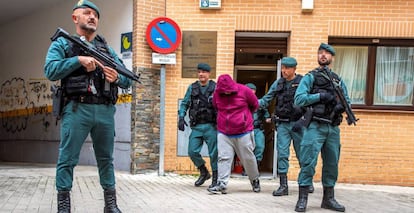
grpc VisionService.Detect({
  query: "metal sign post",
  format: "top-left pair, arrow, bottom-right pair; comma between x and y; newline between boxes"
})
146,17 -> 181,176
159,64 -> 166,176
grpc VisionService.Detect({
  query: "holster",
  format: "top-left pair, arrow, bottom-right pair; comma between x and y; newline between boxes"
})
51,85 -> 64,119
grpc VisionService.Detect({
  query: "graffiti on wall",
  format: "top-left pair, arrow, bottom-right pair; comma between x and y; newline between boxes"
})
0,77 -> 133,134
0,77 -> 51,133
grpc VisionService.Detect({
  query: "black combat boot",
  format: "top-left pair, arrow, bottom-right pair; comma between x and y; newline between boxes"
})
308,184 -> 314,193
295,186 -> 309,212
194,164 -> 211,186
273,174 -> 288,196
104,188 -> 122,213
209,170 -> 218,188
57,190 -> 71,213
321,187 -> 345,212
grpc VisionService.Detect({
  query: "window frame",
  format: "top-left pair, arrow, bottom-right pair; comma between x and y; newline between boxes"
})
329,37 -> 414,111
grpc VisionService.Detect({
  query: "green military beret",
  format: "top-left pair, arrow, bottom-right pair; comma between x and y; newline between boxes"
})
197,63 -> 211,72
73,0 -> 100,18
281,57 -> 297,67
245,83 -> 256,90
318,43 -> 335,56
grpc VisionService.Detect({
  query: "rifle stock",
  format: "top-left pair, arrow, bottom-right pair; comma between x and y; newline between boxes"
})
50,27 -> 140,82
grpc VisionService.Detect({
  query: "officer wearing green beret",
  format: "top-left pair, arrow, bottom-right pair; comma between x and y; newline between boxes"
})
259,57 -> 314,197
245,83 -> 271,171
294,43 -> 350,212
44,1 -> 130,212
178,63 -> 218,188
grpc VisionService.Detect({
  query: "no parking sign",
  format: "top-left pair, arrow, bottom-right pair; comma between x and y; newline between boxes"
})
146,17 -> 182,54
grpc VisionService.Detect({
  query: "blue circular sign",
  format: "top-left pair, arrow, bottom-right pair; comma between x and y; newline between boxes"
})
146,17 -> 182,54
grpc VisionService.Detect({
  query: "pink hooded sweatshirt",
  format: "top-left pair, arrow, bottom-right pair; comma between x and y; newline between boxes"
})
212,74 -> 259,135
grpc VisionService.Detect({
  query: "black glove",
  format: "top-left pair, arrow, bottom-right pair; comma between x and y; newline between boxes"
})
334,103 -> 345,113
178,117 -> 187,131
319,92 -> 335,103
292,120 -> 303,132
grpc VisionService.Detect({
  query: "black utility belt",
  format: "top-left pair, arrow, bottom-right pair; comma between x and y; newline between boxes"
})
275,118 -> 290,123
312,116 -> 332,124
192,120 -> 214,125
69,95 -> 111,105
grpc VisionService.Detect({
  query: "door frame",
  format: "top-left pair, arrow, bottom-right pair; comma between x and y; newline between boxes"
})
234,62 -> 282,178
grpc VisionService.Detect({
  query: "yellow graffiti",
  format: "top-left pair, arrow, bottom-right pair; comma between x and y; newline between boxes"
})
0,94 -> 132,118
0,106 -> 52,118
117,94 -> 132,104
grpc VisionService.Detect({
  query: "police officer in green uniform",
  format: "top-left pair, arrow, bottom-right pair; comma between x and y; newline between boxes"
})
294,43 -> 349,212
178,63 -> 218,187
259,57 -> 314,196
44,1 -> 131,212
245,83 -> 271,168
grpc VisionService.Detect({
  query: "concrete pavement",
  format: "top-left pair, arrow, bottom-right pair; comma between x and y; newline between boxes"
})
0,162 -> 413,213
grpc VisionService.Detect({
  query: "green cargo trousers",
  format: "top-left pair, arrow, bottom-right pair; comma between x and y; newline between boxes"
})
297,122 -> 341,187
276,122 -> 302,174
56,101 -> 116,191
188,123 -> 218,171
253,128 -> 265,161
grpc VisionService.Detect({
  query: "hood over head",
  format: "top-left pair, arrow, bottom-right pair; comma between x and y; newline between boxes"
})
215,74 -> 238,94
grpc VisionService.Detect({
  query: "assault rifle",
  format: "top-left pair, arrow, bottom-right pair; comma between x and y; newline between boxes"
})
50,27 -> 140,82
323,66 -> 359,125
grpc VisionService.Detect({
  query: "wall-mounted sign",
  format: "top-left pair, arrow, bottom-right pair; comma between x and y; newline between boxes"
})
146,17 -> 182,54
121,32 -> 132,53
152,53 -> 176,65
200,0 -> 221,9
182,31 -> 217,78
121,32 -> 132,59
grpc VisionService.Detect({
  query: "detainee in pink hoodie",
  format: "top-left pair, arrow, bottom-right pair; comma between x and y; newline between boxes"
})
207,74 -> 261,194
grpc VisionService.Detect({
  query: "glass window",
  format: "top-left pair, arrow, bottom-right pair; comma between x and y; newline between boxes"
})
332,46 -> 368,104
330,37 -> 414,111
374,47 -> 414,106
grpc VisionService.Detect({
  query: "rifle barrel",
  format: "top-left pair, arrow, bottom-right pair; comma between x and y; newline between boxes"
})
51,28 -> 140,82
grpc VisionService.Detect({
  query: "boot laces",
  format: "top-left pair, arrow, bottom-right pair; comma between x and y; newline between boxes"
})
105,194 -> 117,207
58,196 -> 70,210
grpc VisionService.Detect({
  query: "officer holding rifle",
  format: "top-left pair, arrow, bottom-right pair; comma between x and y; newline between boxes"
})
44,1 -> 131,212
293,43 -> 356,212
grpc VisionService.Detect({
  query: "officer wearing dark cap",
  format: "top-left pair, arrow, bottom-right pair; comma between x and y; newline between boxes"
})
73,0 -> 100,18
245,83 -> 271,171
44,0 -> 130,212
259,57 -> 314,197
294,43 -> 350,212
178,63 -> 218,188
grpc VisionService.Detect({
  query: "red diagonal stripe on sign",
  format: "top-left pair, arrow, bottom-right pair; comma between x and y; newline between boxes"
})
154,23 -> 174,47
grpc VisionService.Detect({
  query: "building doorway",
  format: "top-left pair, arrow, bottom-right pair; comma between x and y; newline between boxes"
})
233,32 -> 289,177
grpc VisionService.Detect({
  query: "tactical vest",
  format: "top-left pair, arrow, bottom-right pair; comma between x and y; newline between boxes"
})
189,80 -> 216,126
63,35 -> 118,105
310,68 -> 343,126
274,75 -> 304,121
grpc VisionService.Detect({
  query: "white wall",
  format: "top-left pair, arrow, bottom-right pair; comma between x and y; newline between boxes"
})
0,0 -> 133,99
0,0 -> 133,170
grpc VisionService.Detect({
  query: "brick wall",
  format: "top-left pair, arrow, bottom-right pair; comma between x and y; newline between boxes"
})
130,0 -> 167,173
133,0 -> 414,186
